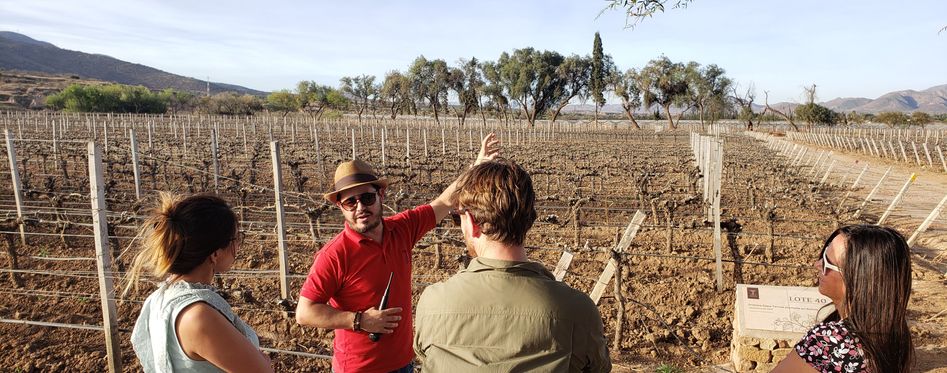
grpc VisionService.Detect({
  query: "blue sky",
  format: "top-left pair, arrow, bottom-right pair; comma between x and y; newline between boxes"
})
1,0 -> 945,103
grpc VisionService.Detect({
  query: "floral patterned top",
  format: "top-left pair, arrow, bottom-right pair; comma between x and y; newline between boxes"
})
794,320 -> 868,372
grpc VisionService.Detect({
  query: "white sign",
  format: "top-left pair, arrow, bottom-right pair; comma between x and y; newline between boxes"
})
735,284 -> 833,334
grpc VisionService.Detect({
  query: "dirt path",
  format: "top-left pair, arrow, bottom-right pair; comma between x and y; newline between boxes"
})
765,133 -> 947,372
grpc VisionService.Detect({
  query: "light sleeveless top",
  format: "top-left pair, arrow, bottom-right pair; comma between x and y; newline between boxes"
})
131,281 -> 260,373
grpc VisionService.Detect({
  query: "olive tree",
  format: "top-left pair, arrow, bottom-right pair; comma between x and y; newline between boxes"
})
265,90 -> 299,117
549,54 -> 591,123
795,103 -> 838,127
480,61 -> 513,123
639,56 -> 689,129
495,48 -> 567,126
876,111 -> 910,127
380,70 -> 413,119
296,81 -> 343,119
910,111 -> 932,126
408,56 -> 450,124
685,63 -> 732,126
339,74 -> 378,123
447,57 -> 486,126
611,68 -> 642,129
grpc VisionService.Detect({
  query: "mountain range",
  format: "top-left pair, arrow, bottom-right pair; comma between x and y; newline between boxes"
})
823,85 -> 947,114
0,31 -> 263,96
565,83 -> 947,115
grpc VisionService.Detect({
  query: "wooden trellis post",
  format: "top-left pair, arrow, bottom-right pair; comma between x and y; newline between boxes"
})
147,120 -> 154,150
270,141 -> 291,301
314,129 -> 325,180
711,139 -> 724,292
51,120 -> 58,155
552,250 -> 575,282
4,130 -> 26,245
853,167 -> 891,219
616,211 -> 647,254
87,142 -> 122,373
130,129 -> 142,199
818,159 -> 836,186
907,194 -> 947,246
589,210 -> 646,304
838,164 -> 868,211
211,128 -> 220,194
912,142 -> 922,165
589,259 -> 617,306
877,173 -> 917,225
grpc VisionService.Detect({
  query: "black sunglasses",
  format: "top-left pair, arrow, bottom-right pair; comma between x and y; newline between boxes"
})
339,192 -> 378,211
448,208 -> 471,226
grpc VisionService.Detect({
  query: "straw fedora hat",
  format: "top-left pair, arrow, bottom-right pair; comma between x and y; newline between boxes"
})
323,159 -> 389,203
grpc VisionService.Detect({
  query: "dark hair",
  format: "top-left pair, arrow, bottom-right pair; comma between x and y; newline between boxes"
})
125,193 -> 238,294
823,224 -> 914,372
450,158 -> 536,246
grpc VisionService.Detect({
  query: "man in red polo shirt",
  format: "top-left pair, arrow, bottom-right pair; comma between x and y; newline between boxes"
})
296,133 -> 498,373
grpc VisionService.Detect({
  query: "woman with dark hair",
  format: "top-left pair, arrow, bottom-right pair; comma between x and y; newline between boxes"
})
773,224 -> 914,373
126,193 -> 272,373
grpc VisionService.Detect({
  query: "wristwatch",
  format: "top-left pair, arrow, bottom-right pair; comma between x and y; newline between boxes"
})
353,311 -> 363,332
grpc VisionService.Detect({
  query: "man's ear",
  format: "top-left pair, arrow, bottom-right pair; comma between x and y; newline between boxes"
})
377,187 -> 386,197
467,211 -> 481,238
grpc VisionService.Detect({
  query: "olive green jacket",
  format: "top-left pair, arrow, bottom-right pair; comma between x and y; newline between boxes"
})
414,257 -> 611,372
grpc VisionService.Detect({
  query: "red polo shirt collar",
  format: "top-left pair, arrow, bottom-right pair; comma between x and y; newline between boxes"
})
341,220 -> 396,244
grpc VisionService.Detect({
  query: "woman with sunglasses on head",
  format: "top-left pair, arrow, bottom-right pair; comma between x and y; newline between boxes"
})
126,193 -> 272,373
773,224 -> 914,373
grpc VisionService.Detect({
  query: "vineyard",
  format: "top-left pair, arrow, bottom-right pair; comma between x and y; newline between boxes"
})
0,111 -> 944,372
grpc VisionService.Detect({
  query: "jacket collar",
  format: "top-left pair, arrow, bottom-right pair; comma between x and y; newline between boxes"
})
463,257 -> 554,280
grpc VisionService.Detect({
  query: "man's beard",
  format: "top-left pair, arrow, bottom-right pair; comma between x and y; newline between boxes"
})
350,213 -> 381,234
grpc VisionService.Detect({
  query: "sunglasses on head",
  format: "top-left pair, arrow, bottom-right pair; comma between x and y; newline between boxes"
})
338,192 -> 378,211
821,247 -> 840,275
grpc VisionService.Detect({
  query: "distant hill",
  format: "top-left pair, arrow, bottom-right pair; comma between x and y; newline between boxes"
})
842,84 -> 947,114
822,97 -> 872,112
564,84 -> 946,115
777,85 -> 947,114
0,31 -> 264,96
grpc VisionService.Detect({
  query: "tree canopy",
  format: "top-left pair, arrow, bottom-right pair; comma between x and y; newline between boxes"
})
46,83 -> 169,113
639,56 -> 689,128
875,111 -> 910,127
795,103 -> 838,126
495,48 -> 567,125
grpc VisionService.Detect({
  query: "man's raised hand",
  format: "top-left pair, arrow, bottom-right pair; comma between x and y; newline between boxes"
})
474,132 -> 500,166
